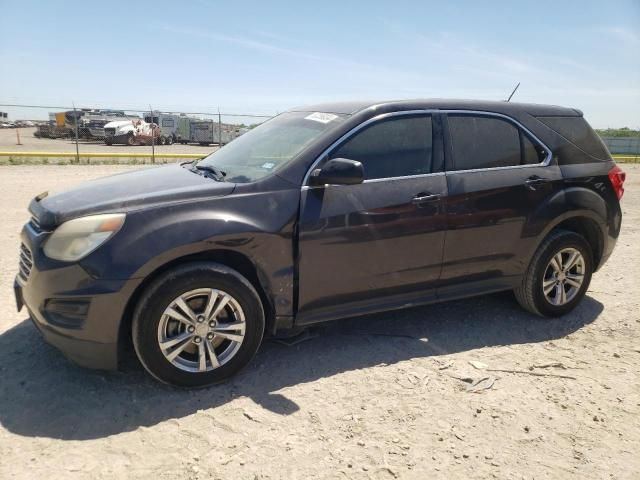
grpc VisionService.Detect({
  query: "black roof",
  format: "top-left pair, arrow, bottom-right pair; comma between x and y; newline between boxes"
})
290,99 -> 582,117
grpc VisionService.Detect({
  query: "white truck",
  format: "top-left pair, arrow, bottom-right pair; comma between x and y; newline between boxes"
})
103,118 -> 160,146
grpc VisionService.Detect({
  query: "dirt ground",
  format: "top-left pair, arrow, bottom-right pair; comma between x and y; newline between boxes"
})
0,164 -> 638,480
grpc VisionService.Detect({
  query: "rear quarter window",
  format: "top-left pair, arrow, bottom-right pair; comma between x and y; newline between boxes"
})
536,116 -> 610,160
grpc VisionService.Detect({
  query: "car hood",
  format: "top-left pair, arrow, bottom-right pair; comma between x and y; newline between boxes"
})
29,163 -> 235,229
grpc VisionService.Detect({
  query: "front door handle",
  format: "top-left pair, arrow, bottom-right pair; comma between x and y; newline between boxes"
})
524,176 -> 550,191
411,193 -> 441,205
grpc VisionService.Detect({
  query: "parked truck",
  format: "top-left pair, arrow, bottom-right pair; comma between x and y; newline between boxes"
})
104,118 -> 160,146
82,110 -> 135,139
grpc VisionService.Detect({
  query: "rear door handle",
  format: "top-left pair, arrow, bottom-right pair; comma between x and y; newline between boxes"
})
524,176 -> 550,190
411,193 -> 441,205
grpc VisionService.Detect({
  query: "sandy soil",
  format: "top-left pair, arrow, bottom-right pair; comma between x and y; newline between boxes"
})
0,165 -> 638,480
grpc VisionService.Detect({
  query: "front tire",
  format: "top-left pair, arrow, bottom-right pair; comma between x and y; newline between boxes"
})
132,262 -> 265,387
515,229 -> 593,317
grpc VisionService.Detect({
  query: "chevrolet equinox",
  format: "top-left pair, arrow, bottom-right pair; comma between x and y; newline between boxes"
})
15,99 -> 625,387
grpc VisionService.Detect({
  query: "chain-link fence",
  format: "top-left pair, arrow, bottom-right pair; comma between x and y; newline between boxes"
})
600,136 -> 640,156
0,103 -> 273,164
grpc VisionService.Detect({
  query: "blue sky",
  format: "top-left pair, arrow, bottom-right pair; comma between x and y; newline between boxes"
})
1,0 -> 639,127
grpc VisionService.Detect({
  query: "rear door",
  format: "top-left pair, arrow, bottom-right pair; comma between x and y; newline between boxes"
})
296,112 -> 448,324
439,112 -> 563,297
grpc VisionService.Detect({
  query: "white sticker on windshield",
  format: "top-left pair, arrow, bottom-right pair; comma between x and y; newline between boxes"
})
261,162 -> 275,170
305,112 -> 339,124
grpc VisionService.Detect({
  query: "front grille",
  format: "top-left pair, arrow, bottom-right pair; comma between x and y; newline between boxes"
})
18,243 -> 33,283
104,128 -> 116,136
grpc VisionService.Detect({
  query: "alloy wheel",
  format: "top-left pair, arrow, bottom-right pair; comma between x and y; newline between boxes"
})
542,247 -> 585,306
157,288 -> 246,372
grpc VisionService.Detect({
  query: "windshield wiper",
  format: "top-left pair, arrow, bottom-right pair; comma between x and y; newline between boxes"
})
194,164 -> 227,182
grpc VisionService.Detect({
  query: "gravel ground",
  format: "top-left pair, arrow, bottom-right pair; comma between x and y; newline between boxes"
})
0,165 -> 638,480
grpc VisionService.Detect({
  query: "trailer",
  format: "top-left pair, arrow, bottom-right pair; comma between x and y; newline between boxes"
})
175,116 -> 193,144
34,113 -> 73,138
189,120 -> 244,146
143,111 -> 186,145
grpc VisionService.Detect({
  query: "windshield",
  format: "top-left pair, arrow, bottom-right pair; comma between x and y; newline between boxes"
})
196,111 -> 347,183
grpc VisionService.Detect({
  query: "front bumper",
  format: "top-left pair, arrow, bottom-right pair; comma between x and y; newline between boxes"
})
15,222 -> 142,370
88,128 -> 105,138
105,133 -> 130,144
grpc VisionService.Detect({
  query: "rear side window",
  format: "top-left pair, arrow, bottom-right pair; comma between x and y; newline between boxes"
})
536,116 -> 609,160
330,116 -> 432,180
447,115 -> 545,171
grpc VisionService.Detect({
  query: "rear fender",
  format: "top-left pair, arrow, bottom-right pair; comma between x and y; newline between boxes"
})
522,186 -> 608,269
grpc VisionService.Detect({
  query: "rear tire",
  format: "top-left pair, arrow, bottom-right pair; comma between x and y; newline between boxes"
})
132,262 -> 265,387
515,229 -> 593,317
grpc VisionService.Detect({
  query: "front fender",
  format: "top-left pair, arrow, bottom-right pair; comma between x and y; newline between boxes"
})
81,189 -> 300,316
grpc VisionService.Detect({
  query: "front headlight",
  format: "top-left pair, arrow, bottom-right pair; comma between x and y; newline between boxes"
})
44,213 -> 126,262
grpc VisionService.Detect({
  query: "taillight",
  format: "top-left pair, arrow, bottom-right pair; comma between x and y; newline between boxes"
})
608,164 -> 626,200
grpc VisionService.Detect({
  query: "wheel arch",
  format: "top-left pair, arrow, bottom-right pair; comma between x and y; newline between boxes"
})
118,249 -> 274,365
533,211 -> 606,271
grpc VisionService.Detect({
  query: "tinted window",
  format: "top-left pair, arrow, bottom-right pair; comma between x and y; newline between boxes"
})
536,116 -> 609,160
331,116 -> 432,180
448,115 -> 522,170
522,134 -> 547,165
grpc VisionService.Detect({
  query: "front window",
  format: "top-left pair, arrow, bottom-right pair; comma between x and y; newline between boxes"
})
197,111 -> 347,183
329,115 -> 433,180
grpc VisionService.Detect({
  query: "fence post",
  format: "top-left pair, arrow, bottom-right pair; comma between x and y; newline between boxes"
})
149,105 -> 155,164
218,108 -> 222,147
72,102 -> 80,164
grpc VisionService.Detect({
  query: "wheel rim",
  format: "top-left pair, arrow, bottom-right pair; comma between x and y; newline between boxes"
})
157,288 -> 246,373
542,247 -> 585,306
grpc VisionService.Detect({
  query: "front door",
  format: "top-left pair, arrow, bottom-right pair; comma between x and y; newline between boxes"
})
296,113 -> 448,324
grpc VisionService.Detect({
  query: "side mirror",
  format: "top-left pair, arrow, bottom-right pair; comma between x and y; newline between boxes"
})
309,158 -> 364,186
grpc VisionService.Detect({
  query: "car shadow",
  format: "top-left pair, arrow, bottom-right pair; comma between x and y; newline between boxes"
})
0,292 -> 603,441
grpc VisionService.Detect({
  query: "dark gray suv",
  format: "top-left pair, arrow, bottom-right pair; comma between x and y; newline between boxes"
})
15,99 -> 625,387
